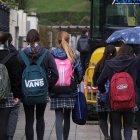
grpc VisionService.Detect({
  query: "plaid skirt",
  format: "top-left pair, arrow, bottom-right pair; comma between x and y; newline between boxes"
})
50,97 -> 76,110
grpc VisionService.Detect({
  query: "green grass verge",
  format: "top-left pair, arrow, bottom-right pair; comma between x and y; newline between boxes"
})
27,0 -> 90,13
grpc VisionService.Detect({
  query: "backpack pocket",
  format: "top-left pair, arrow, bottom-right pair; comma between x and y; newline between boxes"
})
50,78 -> 77,97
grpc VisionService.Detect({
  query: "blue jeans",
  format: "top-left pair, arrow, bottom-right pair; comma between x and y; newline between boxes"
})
110,111 -> 134,140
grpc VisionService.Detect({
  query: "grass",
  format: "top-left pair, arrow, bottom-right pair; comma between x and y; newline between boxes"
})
27,0 -> 90,13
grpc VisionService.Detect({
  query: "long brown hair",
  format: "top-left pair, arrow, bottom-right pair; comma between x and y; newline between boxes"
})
117,44 -> 134,57
94,45 -> 117,73
26,29 -> 40,53
58,31 -> 76,64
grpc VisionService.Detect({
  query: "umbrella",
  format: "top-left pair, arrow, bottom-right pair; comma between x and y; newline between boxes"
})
106,27 -> 140,44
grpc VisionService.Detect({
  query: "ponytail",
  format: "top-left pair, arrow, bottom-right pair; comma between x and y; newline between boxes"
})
29,43 -> 37,54
58,31 -> 76,64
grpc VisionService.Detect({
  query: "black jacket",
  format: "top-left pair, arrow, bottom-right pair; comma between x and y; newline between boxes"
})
0,45 -> 22,99
93,69 -> 102,87
97,55 -> 140,93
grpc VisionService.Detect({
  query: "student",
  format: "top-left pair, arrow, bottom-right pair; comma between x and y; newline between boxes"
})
77,28 -> 89,75
5,32 -> 17,52
0,31 -> 21,140
133,44 -> 140,140
50,31 -> 82,140
5,32 -> 20,140
93,45 -> 117,140
19,29 -> 58,140
97,44 -> 138,140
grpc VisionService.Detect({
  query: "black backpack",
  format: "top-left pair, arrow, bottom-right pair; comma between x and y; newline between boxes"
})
77,38 -> 89,53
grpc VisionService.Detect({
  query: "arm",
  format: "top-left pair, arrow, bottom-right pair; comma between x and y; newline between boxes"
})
77,39 -> 80,52
47,52 -> 59,86
93,71 -> 100,87
97,65 -> 108,93
93,65 -> 101,87
74,56 -> 83,84
7,56 -> 22,99
136,56 -> 140,88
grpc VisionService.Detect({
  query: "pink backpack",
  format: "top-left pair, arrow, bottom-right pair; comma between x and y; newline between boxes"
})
55,58 -> 73,86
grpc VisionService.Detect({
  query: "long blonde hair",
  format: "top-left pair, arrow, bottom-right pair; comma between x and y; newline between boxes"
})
58,31 -> 76,64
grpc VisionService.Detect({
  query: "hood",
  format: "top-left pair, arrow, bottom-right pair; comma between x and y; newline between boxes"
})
106,55 -> 135,72
24,45 -> 44,58
51,48 -> 67,59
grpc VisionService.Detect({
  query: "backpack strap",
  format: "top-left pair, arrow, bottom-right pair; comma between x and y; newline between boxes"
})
19,51 -> 30,66
36,49 -> 48,66
1,52 -> 16,64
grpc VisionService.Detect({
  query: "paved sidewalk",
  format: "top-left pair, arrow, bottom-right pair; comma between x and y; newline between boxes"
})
14,104 -> 137,140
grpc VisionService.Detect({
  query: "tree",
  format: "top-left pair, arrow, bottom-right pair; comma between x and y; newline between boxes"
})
80,16 -> 90,25
15,0 -> 28,9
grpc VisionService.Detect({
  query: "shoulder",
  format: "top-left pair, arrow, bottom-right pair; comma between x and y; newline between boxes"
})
4,52 -> 20,69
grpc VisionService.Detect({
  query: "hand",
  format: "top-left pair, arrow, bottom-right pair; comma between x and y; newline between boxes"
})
93,86 -> 98,93
12,98 -> 20,106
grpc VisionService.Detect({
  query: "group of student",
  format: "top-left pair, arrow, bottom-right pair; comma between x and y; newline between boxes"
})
2,27 -> 140,140
0,29 -> 83,140
93,41 -> 140,140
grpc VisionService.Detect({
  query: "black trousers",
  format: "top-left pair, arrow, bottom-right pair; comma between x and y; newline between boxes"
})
23,103 -> 47,140
98,112 -> 110,138
0,108 -> 10,140
110,111 -> 133,140
135,111 -> 140,140
80,53 -> 90,75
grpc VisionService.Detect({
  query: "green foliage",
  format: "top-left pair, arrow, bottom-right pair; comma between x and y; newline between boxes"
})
0,0 -> 28,9
12,0 -> 90,26
80,16 -> 90,25
61,21 -> 71,26
15,0 -> 28,9
0,0 -> 18,8
27,0 -> 90,13
38,12 -> 90,25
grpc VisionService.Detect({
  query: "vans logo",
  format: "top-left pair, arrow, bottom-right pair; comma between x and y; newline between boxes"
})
25,79 -> 44,88
117,84 -> 128,90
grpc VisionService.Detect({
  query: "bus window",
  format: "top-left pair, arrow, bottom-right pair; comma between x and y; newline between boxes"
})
91,0 -> 140,39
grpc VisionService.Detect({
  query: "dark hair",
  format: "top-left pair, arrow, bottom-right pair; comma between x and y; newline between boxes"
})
81,28 -> 88,35
26,29 -> 40,45
26,29 -> 40,53
132,44 -> 140,56
94,45 -> 117,73
117,44 -> 134,57
0,31 -> 7,44
5,32 -> 13,45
